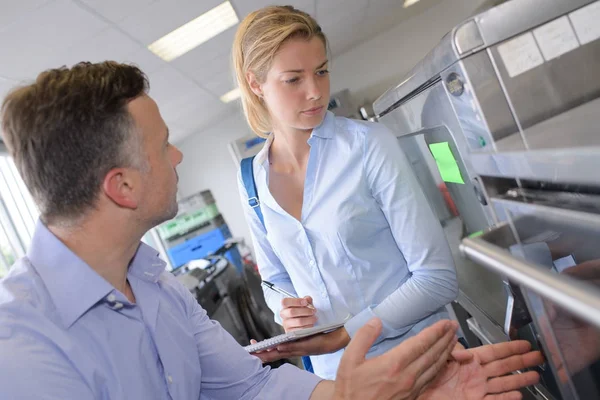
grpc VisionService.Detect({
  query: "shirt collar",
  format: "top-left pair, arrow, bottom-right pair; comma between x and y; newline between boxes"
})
254,111 -> 336,166
255,133 -> 273,166
27,221 -> 166,329
127,242 -> 167,283
310,110 -> 336,140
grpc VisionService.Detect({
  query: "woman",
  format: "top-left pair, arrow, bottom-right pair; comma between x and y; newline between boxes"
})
233,6 -> 458,379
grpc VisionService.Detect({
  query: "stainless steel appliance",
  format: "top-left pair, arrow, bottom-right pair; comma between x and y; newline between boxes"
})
373,1 -> 600,398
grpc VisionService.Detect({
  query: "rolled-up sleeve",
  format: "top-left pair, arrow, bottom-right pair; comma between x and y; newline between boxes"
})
345,124 -> 458,343
177,277 -> 321,399
237,169 -> 297,324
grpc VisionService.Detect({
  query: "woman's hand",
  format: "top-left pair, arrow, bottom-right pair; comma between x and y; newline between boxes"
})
250,326 -> 351,363
280,296 -> 317,332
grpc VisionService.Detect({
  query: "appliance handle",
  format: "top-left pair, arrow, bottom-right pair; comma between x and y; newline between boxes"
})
460,236 -> 600,329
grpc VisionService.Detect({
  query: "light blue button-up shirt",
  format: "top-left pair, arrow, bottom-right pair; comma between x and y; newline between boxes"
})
238,111 -> 458,379
0,221 -> 321,399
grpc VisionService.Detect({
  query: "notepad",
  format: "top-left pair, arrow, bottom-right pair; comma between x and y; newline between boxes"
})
244,316 -> 350,353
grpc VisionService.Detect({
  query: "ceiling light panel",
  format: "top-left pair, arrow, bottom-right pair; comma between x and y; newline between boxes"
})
220,87 -> 241,103
148,1 -> 238,62
404,0 -> 421,8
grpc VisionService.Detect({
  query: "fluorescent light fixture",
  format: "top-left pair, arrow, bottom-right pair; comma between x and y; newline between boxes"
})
148,1 -> 239,62
403,0 -> 421,8
220,87 -> 241,103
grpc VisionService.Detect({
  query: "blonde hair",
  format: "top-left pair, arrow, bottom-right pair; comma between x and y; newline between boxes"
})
232,6 -> 327,137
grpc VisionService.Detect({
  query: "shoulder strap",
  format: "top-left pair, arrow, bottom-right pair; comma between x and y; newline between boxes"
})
241,156 -> 313,373
241,156 -> 265,228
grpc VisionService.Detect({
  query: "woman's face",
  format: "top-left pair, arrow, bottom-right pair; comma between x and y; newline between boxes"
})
254,36 -> 330,133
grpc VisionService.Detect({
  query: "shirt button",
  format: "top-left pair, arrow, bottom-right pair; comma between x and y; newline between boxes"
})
309,260 -> 315,267
107,294 -> 116,302
167,375 -> 173,384
112,302 -> 123,310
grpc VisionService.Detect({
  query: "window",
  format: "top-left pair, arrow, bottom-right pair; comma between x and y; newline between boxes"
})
0,152 -> 171,276
0,154 -> 39,277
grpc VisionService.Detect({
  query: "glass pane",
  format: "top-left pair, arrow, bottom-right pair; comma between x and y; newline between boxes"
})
524,267 -> 600,400
0,158 -> 30,248
0,155 -> 39,274
0,222 -> 17,277
490,198 -> 600,399
0,195 -> 24,259
7,158 -> 38,234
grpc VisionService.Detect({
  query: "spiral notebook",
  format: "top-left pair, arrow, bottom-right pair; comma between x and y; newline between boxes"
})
244,315 -> 350,353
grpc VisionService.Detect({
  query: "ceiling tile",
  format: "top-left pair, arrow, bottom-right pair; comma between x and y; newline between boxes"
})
366,0 -> 403,14
0,77 -> 24,129
328,31 -> 362,56
365,0 -> 442,32
320,7 -> 367,55
169,25 -> 236,68
316,0 -> 366,20
0,77 -> 20,103
146,65 -> 232,143
174,102 -> 228,131
124,48 -> 168,75
58,28 -> 142,67
166,101 -> 231,144
173,52 -> 232,89
0,0 -> 50,32
146,65 -> 219,122
147,66 -> 202,102
117,0 -> 225,45
160,87 -> 218,122
78,0 -> 158,23
0,0 -> 108,79
317,0 -> 367,27
232,0 -> 315,19
201,70 -> 237,98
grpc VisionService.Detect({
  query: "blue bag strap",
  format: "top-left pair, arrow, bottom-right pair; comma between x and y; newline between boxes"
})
301,356 -> 314,373
240,155 -> 314,374
241,156 -> 264,228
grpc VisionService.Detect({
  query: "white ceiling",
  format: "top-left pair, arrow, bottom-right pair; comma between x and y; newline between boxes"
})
0,0 -> 441,143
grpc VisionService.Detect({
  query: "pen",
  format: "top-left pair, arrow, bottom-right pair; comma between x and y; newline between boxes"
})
262,280 -> 316,310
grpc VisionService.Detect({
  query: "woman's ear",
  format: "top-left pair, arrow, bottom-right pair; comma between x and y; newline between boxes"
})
246,71 -> 263,98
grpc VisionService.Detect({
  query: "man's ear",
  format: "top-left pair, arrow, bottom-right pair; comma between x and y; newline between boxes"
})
246,71 -> 263,98
101,168 -> 139,209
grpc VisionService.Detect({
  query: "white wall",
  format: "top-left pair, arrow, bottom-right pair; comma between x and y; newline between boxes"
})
329,0 -> 487,106
176,0 -> 487,251
177,111 -> 256,248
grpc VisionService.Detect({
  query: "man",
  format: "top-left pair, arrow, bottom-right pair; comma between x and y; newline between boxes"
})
0,62 -> 542,399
